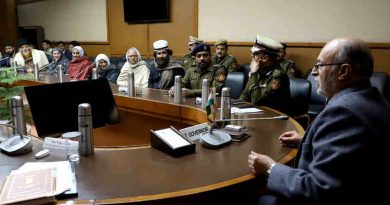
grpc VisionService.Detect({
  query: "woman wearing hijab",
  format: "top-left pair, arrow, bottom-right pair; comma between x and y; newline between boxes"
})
95,53 -> 119,84
116,47 -> 149,88
46,48 -> 70,75
67,46 -> 93,80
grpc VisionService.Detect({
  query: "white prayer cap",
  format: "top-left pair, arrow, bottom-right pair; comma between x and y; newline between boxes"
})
153,40 -> 169,51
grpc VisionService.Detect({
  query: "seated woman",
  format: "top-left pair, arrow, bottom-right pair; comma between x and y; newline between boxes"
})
67,46 -> 93,80
116,47 -> 149,88
46,48 -> 70,75
95,53 -> 119,84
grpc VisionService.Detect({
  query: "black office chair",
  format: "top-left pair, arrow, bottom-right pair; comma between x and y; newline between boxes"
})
289,78 -> 311,129
224,72 -> 245,99
241,63 -> 250,87
116,60 -> 126,71
306,69 -> 326,121
109,57 -> 122,68
370,72 -> 390,103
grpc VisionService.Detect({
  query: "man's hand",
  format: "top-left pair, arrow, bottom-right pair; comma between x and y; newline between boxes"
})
279,131 -> 303,148
182,88 -> 193,97
168,86 -> 175,97
248,151 -> 276,176
249,58 -> 260,74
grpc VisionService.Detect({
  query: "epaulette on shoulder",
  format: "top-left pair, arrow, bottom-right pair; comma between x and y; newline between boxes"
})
285,59 -> 295,64
272,68 -> 285,76
212,64 -> 227,72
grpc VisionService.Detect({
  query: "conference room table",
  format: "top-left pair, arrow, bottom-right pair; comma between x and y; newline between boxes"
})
0,75 -> 304,205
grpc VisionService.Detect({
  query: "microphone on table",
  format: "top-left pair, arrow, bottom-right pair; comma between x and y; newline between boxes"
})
72,62 -> 96,80
201,115 -> 289,149
209,115 -> 289,132
0,96 -> 33,155
38,61 -> 56,72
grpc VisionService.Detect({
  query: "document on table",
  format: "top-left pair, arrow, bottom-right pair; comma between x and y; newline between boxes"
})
231,107 -> 263,114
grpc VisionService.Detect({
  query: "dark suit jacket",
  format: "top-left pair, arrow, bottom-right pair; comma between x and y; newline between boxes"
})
263,81 -> 390,205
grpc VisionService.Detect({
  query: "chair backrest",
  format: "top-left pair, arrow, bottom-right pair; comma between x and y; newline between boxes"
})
241,63 -> 250,86
144,59 -> 154,67
224,72 -> 245,99
289,78 -> 311,116
116,58 -> 127,71
370,72 -> 390,102
109,57 -> 121,67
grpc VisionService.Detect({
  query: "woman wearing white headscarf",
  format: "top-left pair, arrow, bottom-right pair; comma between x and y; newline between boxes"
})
67,46 -> 93,80
116,47 -> 149,87
95,53 -> 119,84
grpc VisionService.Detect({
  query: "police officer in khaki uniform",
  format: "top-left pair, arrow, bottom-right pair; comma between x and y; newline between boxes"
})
278,43 -> 302,78
170,43 -> 227,97
182,36 -> 203,71
240,35 -> 290,113
211,39 -> 239,72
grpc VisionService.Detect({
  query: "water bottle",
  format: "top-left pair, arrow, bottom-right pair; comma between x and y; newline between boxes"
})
127,72 -> 135,97
78,103 -> 94,156
92,68 -> 98,80
201,79 -> 209,109
174,75 -> 182,104
34,63 -> 39,81
220,87 -> 231,120
58,65 -> 63,83
11,96 -> 27,136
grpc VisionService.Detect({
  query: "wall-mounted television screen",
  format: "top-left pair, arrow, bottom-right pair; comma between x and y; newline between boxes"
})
123,0 -> 169,24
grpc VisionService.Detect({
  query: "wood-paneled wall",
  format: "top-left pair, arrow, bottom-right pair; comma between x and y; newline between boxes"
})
0,0 -> 18,46
1,0 -> 389,76
82,0 -> 196,59
216,43 -> 390,76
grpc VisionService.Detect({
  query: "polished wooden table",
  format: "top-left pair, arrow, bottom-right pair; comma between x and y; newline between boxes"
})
1,76 -> 304,205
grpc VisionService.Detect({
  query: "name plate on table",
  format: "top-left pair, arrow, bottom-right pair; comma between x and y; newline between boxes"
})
43,137 -> 78,152
150,127 -> 195,157
179,123 -> 209,142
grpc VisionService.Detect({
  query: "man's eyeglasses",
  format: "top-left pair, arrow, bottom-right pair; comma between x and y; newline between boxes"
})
313,63 -> 344,70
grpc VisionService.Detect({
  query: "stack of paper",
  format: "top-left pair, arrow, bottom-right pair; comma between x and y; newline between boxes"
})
0,161 -> 76,205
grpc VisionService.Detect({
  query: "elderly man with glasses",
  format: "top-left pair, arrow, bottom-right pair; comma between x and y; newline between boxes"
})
248,37 -> 390,205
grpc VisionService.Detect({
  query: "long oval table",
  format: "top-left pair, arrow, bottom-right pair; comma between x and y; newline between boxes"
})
1,76 -> 304,205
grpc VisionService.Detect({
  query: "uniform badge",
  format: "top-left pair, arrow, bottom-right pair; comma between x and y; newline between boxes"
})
271,79 -> 281,90
217,73 -> 226,82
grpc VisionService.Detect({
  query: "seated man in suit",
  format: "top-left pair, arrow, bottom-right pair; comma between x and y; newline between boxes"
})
57,41 -> 72,61
0,43 -> 17,67
239,35 -> 290,113
278,43 -> 301,78
169,43 -> 227,97
211,39 -> 239,72
248,37 -> 390,205
148,40 -> 185,90
42,40 -> 53,62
